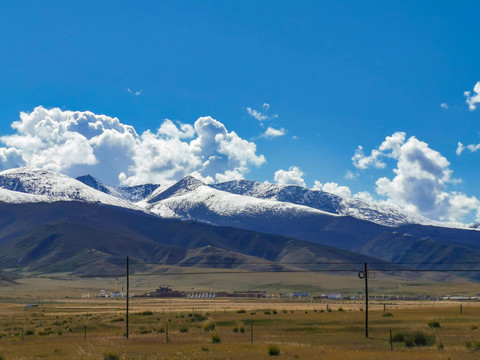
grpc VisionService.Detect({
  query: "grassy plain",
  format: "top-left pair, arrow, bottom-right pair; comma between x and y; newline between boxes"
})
2,274 -> 480,359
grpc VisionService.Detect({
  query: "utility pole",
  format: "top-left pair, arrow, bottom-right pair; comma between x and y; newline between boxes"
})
365,262 -> 369,338
358,262 -> 369,338
126,256 -> 130,339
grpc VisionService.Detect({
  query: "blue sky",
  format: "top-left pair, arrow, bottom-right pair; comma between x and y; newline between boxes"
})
1,1 -> 480,223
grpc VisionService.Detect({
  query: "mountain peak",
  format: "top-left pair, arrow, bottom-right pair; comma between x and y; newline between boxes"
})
146,175 -> 205,203
76,174 -> 110,193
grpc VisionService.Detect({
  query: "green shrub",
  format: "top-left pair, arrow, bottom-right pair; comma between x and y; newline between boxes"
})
201,346 -> 209,352
239,327 -> 245,333
203,322 -> 216,332
140,328 -> 152,334
139,311 -> 153,316
236,309 -> 246,313
382,313 -> 394,317
190,313 -> 207,322
412,332 -> 435,346
338,307 -> 344,312
0,354 -> 4,360
111,317 -> 124,322
437,343 -> 444,350
392,333 -> 405,342
211,334 -> 221,343
428,320 -> 441,328
472,325 -> 478,330
103,352 -> 120,360
233,327 -> 239,333
268,344 -> 280,356
392,331 -> 435,347
264,311 -> 271,315
25,329 -> 35,335
179,327 -> 188,333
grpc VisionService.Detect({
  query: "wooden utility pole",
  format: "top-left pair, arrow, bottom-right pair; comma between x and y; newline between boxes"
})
126,256 -> 130,339
365,262 -> 369,338
358,262 -> 369,338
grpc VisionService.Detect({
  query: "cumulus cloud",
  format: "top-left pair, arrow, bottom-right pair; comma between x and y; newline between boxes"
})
262,127 -> 286,138
0,147 -> 26,170
354,191 -> 375,203
0,106 -> 265,186
313,180 -> 352,198
274,166 -> 306,187
440,103 -> 448,109
247,103 -> 278,122
355,131 -> 480,222
464,81 -> 480,111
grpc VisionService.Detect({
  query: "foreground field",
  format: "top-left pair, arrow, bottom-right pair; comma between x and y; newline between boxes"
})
1,296 -> 480,360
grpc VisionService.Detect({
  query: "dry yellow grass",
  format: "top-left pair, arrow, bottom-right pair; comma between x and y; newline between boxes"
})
1,296 -> 480,359
2,274 -> 480,359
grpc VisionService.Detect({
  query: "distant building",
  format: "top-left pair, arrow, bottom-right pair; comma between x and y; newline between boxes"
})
144,285 -> 185,298
110,278 -> 124,298
290,292 -> 310,298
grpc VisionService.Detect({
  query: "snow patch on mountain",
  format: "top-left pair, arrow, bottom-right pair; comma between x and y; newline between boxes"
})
0,187 -> 50,203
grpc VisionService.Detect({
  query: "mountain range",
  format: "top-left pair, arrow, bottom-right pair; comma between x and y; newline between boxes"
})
1,167 -> 479,279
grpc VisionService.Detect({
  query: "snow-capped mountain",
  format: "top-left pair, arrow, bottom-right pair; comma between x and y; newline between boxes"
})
0,168 -> 457,229
2,168 -> 480,277
76,174 -> 161,202
142,176 -> 341,221
0,168 -> 139,210
211,180 -> 434,227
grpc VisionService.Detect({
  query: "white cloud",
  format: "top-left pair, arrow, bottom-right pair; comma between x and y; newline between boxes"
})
274,166 -> 306,187
440,103 -> 448,109
464,81 -> 480,111
345,170 -> 357,179
352,146 -> 386,169
313,180 -> 352,198
456,142 -> 465,155
262,127 -> 286,138
0,147 -> 25,170
127,88 -> 142,96
0,106 -> 266,186
247,103 -> 278,122
354,191 -> 375,203
355,131 -> 479,222
456,141 -> 480,155
352,132 -> 407,169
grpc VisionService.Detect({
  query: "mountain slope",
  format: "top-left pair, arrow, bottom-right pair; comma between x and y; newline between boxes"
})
0,201 -> 381,275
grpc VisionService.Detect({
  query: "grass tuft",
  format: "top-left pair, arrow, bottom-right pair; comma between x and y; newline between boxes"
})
103,352 -> 120,360
428,320 -> 441,328
268,344 -> 280,356
211,334 -> 221,343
